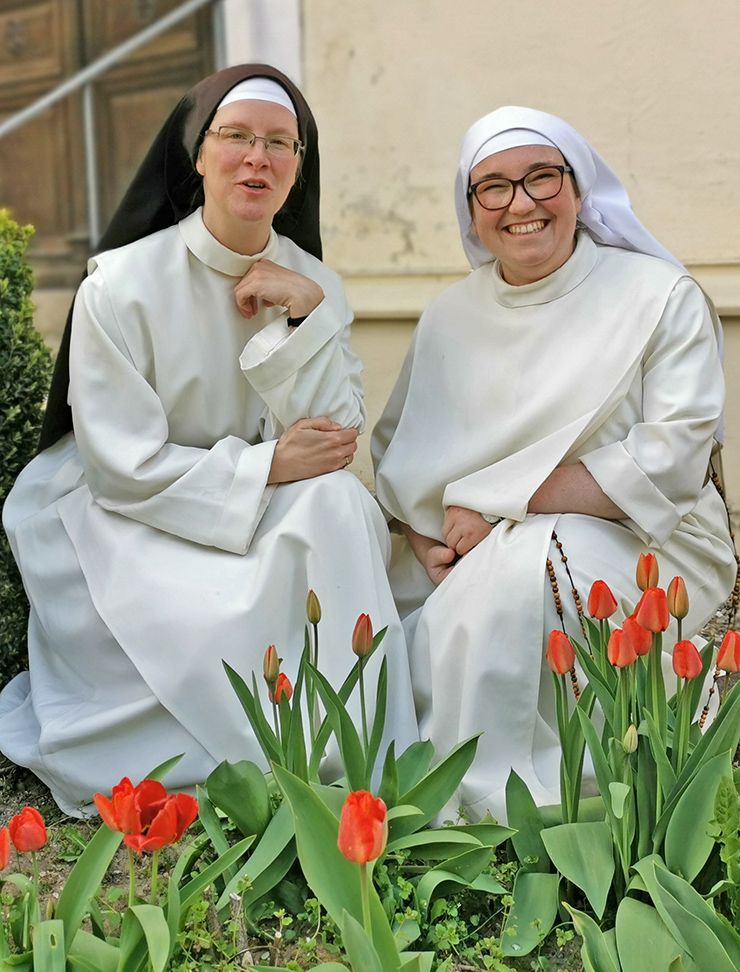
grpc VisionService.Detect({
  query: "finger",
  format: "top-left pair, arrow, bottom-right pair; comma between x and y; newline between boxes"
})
297,416 -> 343,432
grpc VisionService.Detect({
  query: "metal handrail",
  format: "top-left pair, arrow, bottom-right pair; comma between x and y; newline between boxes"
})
0,0 -> 219,245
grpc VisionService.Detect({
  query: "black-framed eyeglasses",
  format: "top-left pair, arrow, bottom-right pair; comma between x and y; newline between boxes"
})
468,165 -> 574,211
204,126 -> 304,158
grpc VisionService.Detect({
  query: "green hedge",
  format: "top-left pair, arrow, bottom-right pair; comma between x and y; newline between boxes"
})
0,210 -> 52,686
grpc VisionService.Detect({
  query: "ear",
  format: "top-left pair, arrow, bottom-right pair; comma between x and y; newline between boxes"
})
196,147 -> 205,178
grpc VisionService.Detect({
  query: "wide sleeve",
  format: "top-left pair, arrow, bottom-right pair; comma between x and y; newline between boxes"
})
239,290 -> 366,433
580,278 -> 723,547
69,270 -> 276,555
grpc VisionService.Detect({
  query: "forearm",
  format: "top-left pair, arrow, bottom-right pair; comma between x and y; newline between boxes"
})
398,521 -> 440,563
528,463 -> 626,519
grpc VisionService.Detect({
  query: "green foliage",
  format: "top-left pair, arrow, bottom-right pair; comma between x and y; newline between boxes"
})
0,209 -> 52,686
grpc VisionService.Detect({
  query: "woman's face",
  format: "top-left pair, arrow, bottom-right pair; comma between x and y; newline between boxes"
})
196,98 -> 301,253
469,144 -> 581,286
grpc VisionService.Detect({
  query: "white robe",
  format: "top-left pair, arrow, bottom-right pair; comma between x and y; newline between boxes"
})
372,233 -> 736,824
0,210 -> 418,815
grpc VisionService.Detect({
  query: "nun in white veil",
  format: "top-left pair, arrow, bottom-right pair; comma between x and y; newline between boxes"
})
372,106 -> 735,823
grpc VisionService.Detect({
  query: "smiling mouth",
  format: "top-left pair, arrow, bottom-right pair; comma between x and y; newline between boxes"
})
242,180 -> 269,190
505,220 -> 547,235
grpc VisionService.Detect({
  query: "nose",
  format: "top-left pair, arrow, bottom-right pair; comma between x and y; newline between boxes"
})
242,137 -> 269,164
507,183 -> 537,215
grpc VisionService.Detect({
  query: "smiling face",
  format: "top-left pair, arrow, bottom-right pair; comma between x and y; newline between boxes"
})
196,98 -> 301,254
469,144 -> 581,286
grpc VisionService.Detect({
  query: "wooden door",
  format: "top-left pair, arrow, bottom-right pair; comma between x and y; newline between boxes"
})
0,0 -> 213,287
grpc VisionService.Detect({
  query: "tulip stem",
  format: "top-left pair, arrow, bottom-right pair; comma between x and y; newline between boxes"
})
128,846 -> 137,908
358,659 -> 369,752
272,698 -> 281,746
359,862 -> 372,937
150,850 -> 159,905
311,622 -> 321,743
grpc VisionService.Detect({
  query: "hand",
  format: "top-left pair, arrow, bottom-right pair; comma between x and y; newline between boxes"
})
234,260 -> 324,320
442,505 -> 492,556
268,416 -> 358,484
423,543 -> 458,587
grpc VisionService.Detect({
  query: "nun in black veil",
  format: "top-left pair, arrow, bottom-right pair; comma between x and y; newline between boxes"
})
1,64 -> 417,814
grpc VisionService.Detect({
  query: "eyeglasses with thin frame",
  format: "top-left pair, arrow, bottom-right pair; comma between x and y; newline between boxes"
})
203,126 -> 304,158
468,165 -> 574,211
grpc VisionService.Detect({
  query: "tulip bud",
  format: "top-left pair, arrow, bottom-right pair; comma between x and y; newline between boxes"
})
546,630 -> 576,674
306,590 -> 322,625
588,580 -> 618,620
634,587 -> 669,633
667,577 -> 689,620
607,629 -> 638,668
269,672 -> 293,704
622,724 -> 638,754
673,640 -> 703,680
636,553 -> 659,592
337,790 -> 388,865
8,807 -> 47,853
622,615 -> 652,657
0,826 -> 10,871
263,645 -> 280,685
717,630 -> 740,674
352,614 -> 374,658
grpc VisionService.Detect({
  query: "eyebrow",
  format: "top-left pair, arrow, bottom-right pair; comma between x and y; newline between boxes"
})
473,160 -> 560,180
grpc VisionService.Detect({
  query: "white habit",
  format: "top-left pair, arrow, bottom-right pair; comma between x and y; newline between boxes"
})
372,232 -> 736,823
1,209 -> 418,814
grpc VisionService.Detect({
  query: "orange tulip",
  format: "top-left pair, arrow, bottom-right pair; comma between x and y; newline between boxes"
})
8,807 -> 46,853
546,630 -> 575,674
269,672 -> 293,703
94,777 -> 168,835
622,615 -> 652,657
0,826 -> 10,871
352,614 -> 374,659
263,645 -> 280,686
337,790 -> 388,865
306,590 -> 322,625
607,629 -> 637,668
673,640 -> 703,680
588,580 -> 618,620
123,793 -> 199,854
717,630 -> 740,674
667,577 -> 689,620
634,587 -> 669,633
636,553 -> 659,592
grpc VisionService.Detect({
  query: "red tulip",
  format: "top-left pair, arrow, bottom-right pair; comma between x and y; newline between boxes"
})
123,792 -> 199,854
673,640 -> 703,680
263,645 -> 280,686
546,630 -> 575,674
94,777 -> 168,835
352,614 -> 374,659
636,553 -> 659,592
667,577 -> 689,620
0,826 -> 10,871
588,580 -> 618,620
634,587 -> 670,633
337,790 -> 388,865
607,629 -> 637,668
717,631 -> 740,674
306,590 -> 322,625
269,672 -> 293,703
8,807 -> 46,853
622,615 -> 652,657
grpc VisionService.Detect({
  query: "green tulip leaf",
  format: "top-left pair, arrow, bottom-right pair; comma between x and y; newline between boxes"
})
66,928 -> 119,972
399,952 -> 435,972
341,910 -> 385,972
641,707 -> 677,802
365,656 -> 388,783
392,913 -> 421,950
442,820 -> 515,848
378,739 -> 400,807
272,763 -> 400,971
415,847 -> 493,908
390,735 -> 479,839
307,663 -> 367,790
178,834 -> 255,914
215,803 -> 296,915
118,904 -> 171,972
470,872 -> 507,894
673,679 -> 740,797
634,855 -> 740,969
563,902 -> 620,972
505,769 -> 549,872
395,740 -> 435,793
663,750 -> 731,881
615,897 -> 684,972
541,821 -> 614,919
386,829 -> 484,859
223,664 -> 283,765
206,759 -> 272,841
29,920 -> 65,972
609,781 -> 631,820
501,870 -> 559,956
